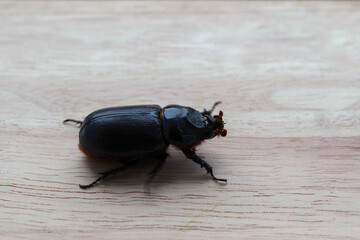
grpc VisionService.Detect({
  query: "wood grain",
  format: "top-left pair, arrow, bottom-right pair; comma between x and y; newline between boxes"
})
1,1 -> 360,239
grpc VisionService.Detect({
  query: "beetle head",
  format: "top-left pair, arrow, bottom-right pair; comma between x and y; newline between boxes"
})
203,110 -> 227,139
162,105 -> 227,149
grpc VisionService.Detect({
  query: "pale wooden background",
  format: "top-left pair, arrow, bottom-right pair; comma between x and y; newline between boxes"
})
1,1 -> 360,239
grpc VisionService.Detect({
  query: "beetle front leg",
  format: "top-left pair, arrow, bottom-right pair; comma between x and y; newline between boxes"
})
181,149 -> 227,182
79,159 -> 138,189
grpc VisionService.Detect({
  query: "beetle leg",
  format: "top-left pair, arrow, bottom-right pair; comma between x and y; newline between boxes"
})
63,119 -> 83,127
182,149 -> 227,182
146,153 -> 168,186
202,101 -> 222,115
79,160 -> 138,189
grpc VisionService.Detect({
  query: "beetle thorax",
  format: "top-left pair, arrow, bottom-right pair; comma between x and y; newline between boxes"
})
162,105 -> 208,149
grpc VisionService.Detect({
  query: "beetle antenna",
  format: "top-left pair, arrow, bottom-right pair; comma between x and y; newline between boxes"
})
202,101 -> 222,115
63,119 -> 83,127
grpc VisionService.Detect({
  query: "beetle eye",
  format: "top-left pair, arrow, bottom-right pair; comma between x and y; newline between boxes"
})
203,116 -> 208,124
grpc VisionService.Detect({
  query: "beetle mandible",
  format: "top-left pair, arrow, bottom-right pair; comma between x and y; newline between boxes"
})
64,101 -> 227,189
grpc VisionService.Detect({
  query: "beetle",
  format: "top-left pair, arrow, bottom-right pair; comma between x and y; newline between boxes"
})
64,101 -> 227,189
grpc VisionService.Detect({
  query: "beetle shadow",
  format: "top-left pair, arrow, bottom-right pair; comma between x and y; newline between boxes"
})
78,150 -> 225,193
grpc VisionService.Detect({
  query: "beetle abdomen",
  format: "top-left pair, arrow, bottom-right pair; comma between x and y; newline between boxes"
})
79,105 -> 168,158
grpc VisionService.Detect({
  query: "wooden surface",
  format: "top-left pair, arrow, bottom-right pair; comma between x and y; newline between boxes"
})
1,1 -> 360,239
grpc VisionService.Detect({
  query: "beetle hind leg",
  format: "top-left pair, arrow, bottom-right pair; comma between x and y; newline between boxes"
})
63,119 -> 83,127
79,160 -> 138,189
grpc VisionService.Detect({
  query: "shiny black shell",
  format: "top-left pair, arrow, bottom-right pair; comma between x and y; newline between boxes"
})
78,104 -> 210,159
79,105 -> 168,158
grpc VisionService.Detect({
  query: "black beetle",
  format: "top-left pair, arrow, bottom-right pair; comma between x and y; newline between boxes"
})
64,101 -> 227,189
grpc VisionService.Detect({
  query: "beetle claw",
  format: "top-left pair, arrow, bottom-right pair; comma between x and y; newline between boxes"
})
214,177 -> 227,182
79,184 -> 91,189
208,167 -> 227,182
